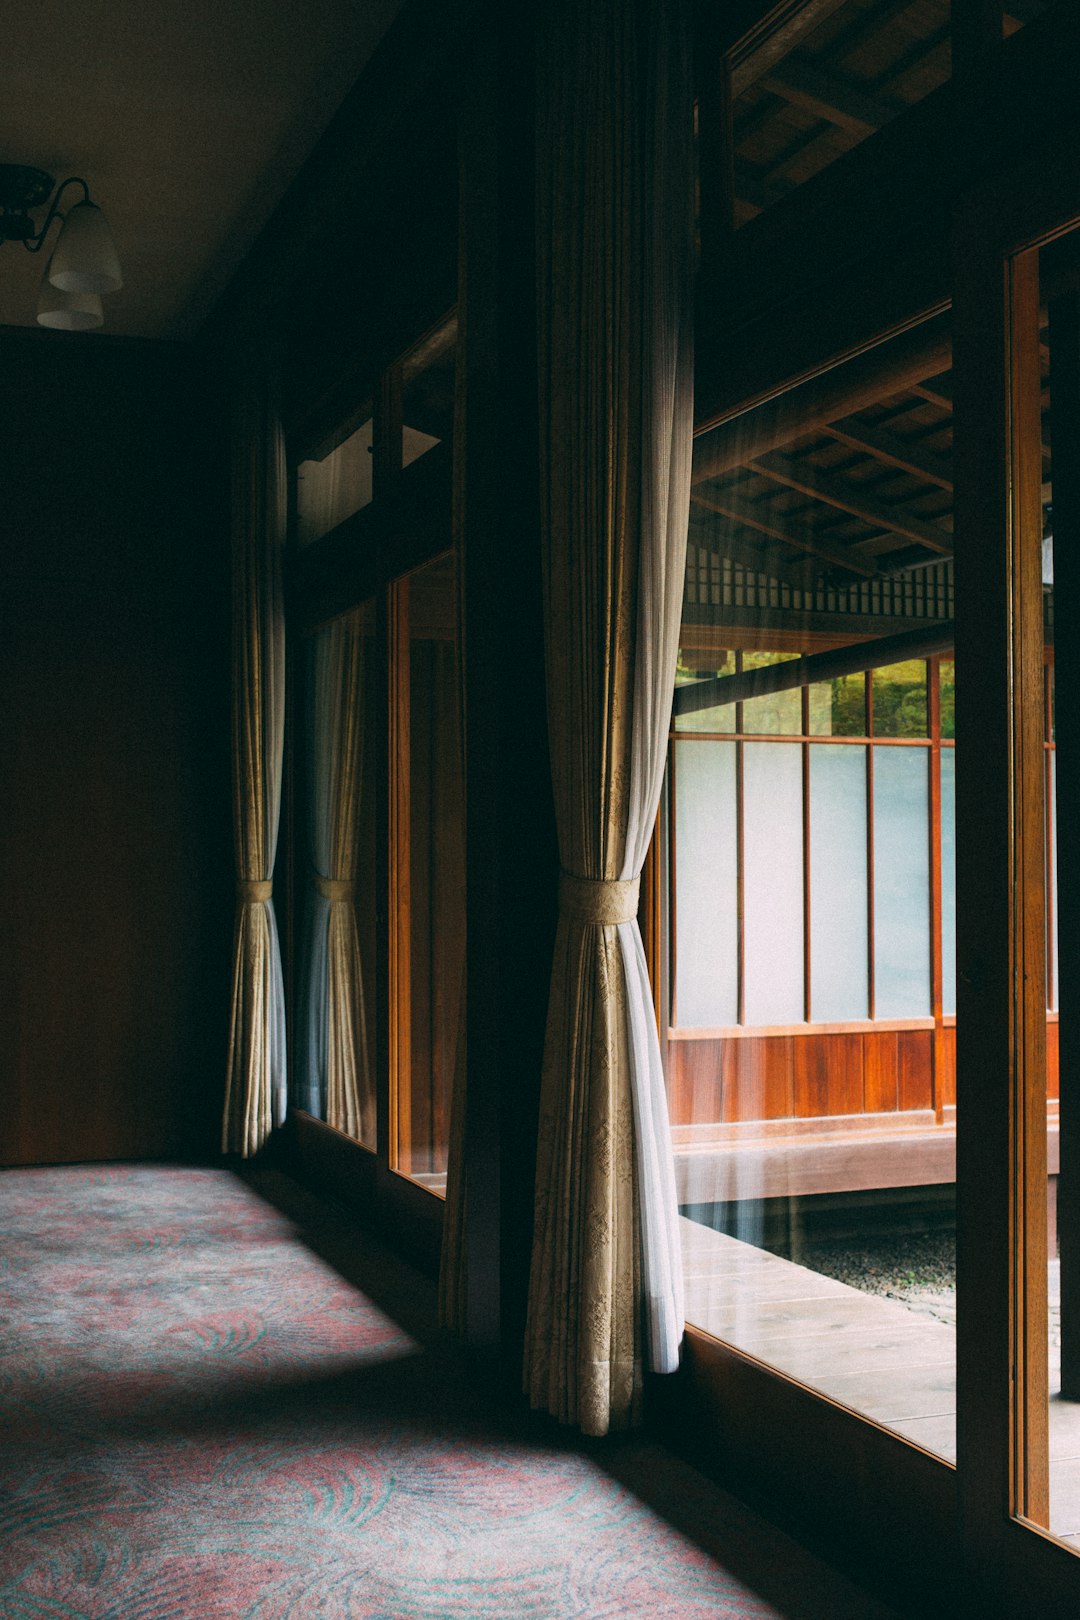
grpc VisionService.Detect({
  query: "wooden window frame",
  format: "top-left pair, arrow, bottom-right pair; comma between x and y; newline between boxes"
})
279,312 -> 458,1274
648,11 -> 1080,1613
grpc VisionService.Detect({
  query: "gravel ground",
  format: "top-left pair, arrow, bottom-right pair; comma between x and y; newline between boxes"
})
797,1231 -> 1061,1345
798,1230 -> 958,1324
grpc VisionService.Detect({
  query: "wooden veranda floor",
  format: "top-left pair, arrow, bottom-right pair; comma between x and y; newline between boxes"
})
680,1217 -> 1080,1550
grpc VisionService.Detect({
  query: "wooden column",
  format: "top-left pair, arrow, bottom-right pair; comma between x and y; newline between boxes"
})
457,10 -> 556,1361
1049,288 -> 1080,1399
953,208 -> 1049,1564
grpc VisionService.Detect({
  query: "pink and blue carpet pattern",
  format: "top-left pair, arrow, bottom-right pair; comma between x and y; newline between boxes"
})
0,1165 -> 894,1618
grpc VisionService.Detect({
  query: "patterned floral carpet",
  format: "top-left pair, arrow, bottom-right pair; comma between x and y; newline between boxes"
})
0,1164 -> 896,1619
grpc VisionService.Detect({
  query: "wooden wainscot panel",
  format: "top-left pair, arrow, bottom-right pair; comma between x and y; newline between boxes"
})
898,1028 -> 934,1112
939,1022 -> 957,1108
863,1030 -> 899,1112
668,1039 -> 725,1126
793,1032 -> 863,1118
722,1036 -> 794,1123
1047,1016 -> 1060,1100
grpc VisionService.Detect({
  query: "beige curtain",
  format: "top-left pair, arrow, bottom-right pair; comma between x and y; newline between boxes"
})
524,0 -> 694,1435
303,614 -> 374,1141
222,368 -> 287,1158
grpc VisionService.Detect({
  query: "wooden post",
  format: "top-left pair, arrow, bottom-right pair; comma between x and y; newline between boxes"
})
953,209 -> 1049,1558
1049,287 -> 1080,1399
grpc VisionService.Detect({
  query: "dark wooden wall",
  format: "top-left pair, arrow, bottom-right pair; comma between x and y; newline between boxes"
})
0,328 -> 232,1166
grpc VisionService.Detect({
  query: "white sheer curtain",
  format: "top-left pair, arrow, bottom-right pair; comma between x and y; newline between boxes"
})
525,0 -> 693,1431
617,98 -> 694,1364
222,367 -> 288,1156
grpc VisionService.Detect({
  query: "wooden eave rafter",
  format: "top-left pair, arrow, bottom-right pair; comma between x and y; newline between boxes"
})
760,57 -> 899,137
692,486 -> 878,577
744,453 -> 954,555
821,415 -> 953,488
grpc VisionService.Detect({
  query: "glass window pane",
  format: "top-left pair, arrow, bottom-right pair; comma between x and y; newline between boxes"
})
674,647 -> 736,734
939,658 -> 955,739
401,315 -> 457,472
744,742 -> 804,1024
872,659 -> 928,737
392,551 -> 465,1190
673,739 -> 738,1026
809,744 -> 868,1022
296,415 -> 374,547
299,602 -> 377,1145
873,746 -> 931,1017
808,670 -> 865,735
941,748 -> 956,1019
742,650 -> 802,734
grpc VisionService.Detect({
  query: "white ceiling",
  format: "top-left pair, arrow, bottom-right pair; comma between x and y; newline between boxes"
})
0,0 -> 406,340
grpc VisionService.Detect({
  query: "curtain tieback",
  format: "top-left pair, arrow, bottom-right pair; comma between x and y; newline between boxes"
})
237,879 -> 273,903
314,874 -> 354,903
558,872 -> 640,926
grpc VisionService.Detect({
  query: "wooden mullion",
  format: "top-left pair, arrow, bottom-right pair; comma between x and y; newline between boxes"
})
1006,245 -> 1051,1534
802,683 -> 812,1024
866,738 -> 876,1024
734,648 -> 745,1028
736,735 -> 746,1027
929,656 -> 945,1122
953,214 -> 1049,1571
1048,287 -> 1080,1400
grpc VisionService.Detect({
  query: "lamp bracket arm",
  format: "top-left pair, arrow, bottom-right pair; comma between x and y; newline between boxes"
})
24,176 -> 92,254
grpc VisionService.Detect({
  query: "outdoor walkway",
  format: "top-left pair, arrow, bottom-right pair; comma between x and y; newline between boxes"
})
681,1217 -> 1080,1550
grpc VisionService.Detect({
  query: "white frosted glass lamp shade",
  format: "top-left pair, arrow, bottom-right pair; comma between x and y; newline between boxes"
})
37,268 -> 104,330
48,201 -> 122,293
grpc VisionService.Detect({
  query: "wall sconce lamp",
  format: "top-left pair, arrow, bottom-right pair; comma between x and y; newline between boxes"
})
0,164 -> 123,332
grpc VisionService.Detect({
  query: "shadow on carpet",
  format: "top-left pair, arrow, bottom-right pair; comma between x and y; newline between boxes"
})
0,1162 -> 897,1619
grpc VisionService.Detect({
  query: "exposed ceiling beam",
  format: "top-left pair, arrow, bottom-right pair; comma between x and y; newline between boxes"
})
820,417 -> 954,490
745,455 -> 954,555
729,0 -> 850,98
693,316 -> 952,481
760,58 -> 897,136
673,621 -> 953,718
693,488 -> 879,578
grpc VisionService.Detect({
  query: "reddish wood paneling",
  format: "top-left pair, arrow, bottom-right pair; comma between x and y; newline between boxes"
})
669,1040 -> 725,1126
898,1029 -> 934,1111
793,1033 -> 863,1117
939,1024 -> 957,1108
722,1037 -> 793,1122
0,332 -> 232,1167
862,1031 -> 899,1112
1048,1019 -> 1060,1099
667,1016 -> 1057,1131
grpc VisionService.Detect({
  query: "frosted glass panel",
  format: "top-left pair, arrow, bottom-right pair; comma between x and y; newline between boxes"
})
744,743 -> 804,1025
296,417 -> 374,547
809,746 -> 868,1022
742,651 -> 802,735
873,747 -> 931,1017
941,749 -> 956,1018
673,740 -> 738,1026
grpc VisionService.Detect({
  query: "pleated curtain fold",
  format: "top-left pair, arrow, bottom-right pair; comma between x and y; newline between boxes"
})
301,617 -> 374,1141
524,0 -> 694,1436
222,371 -> 288,1158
